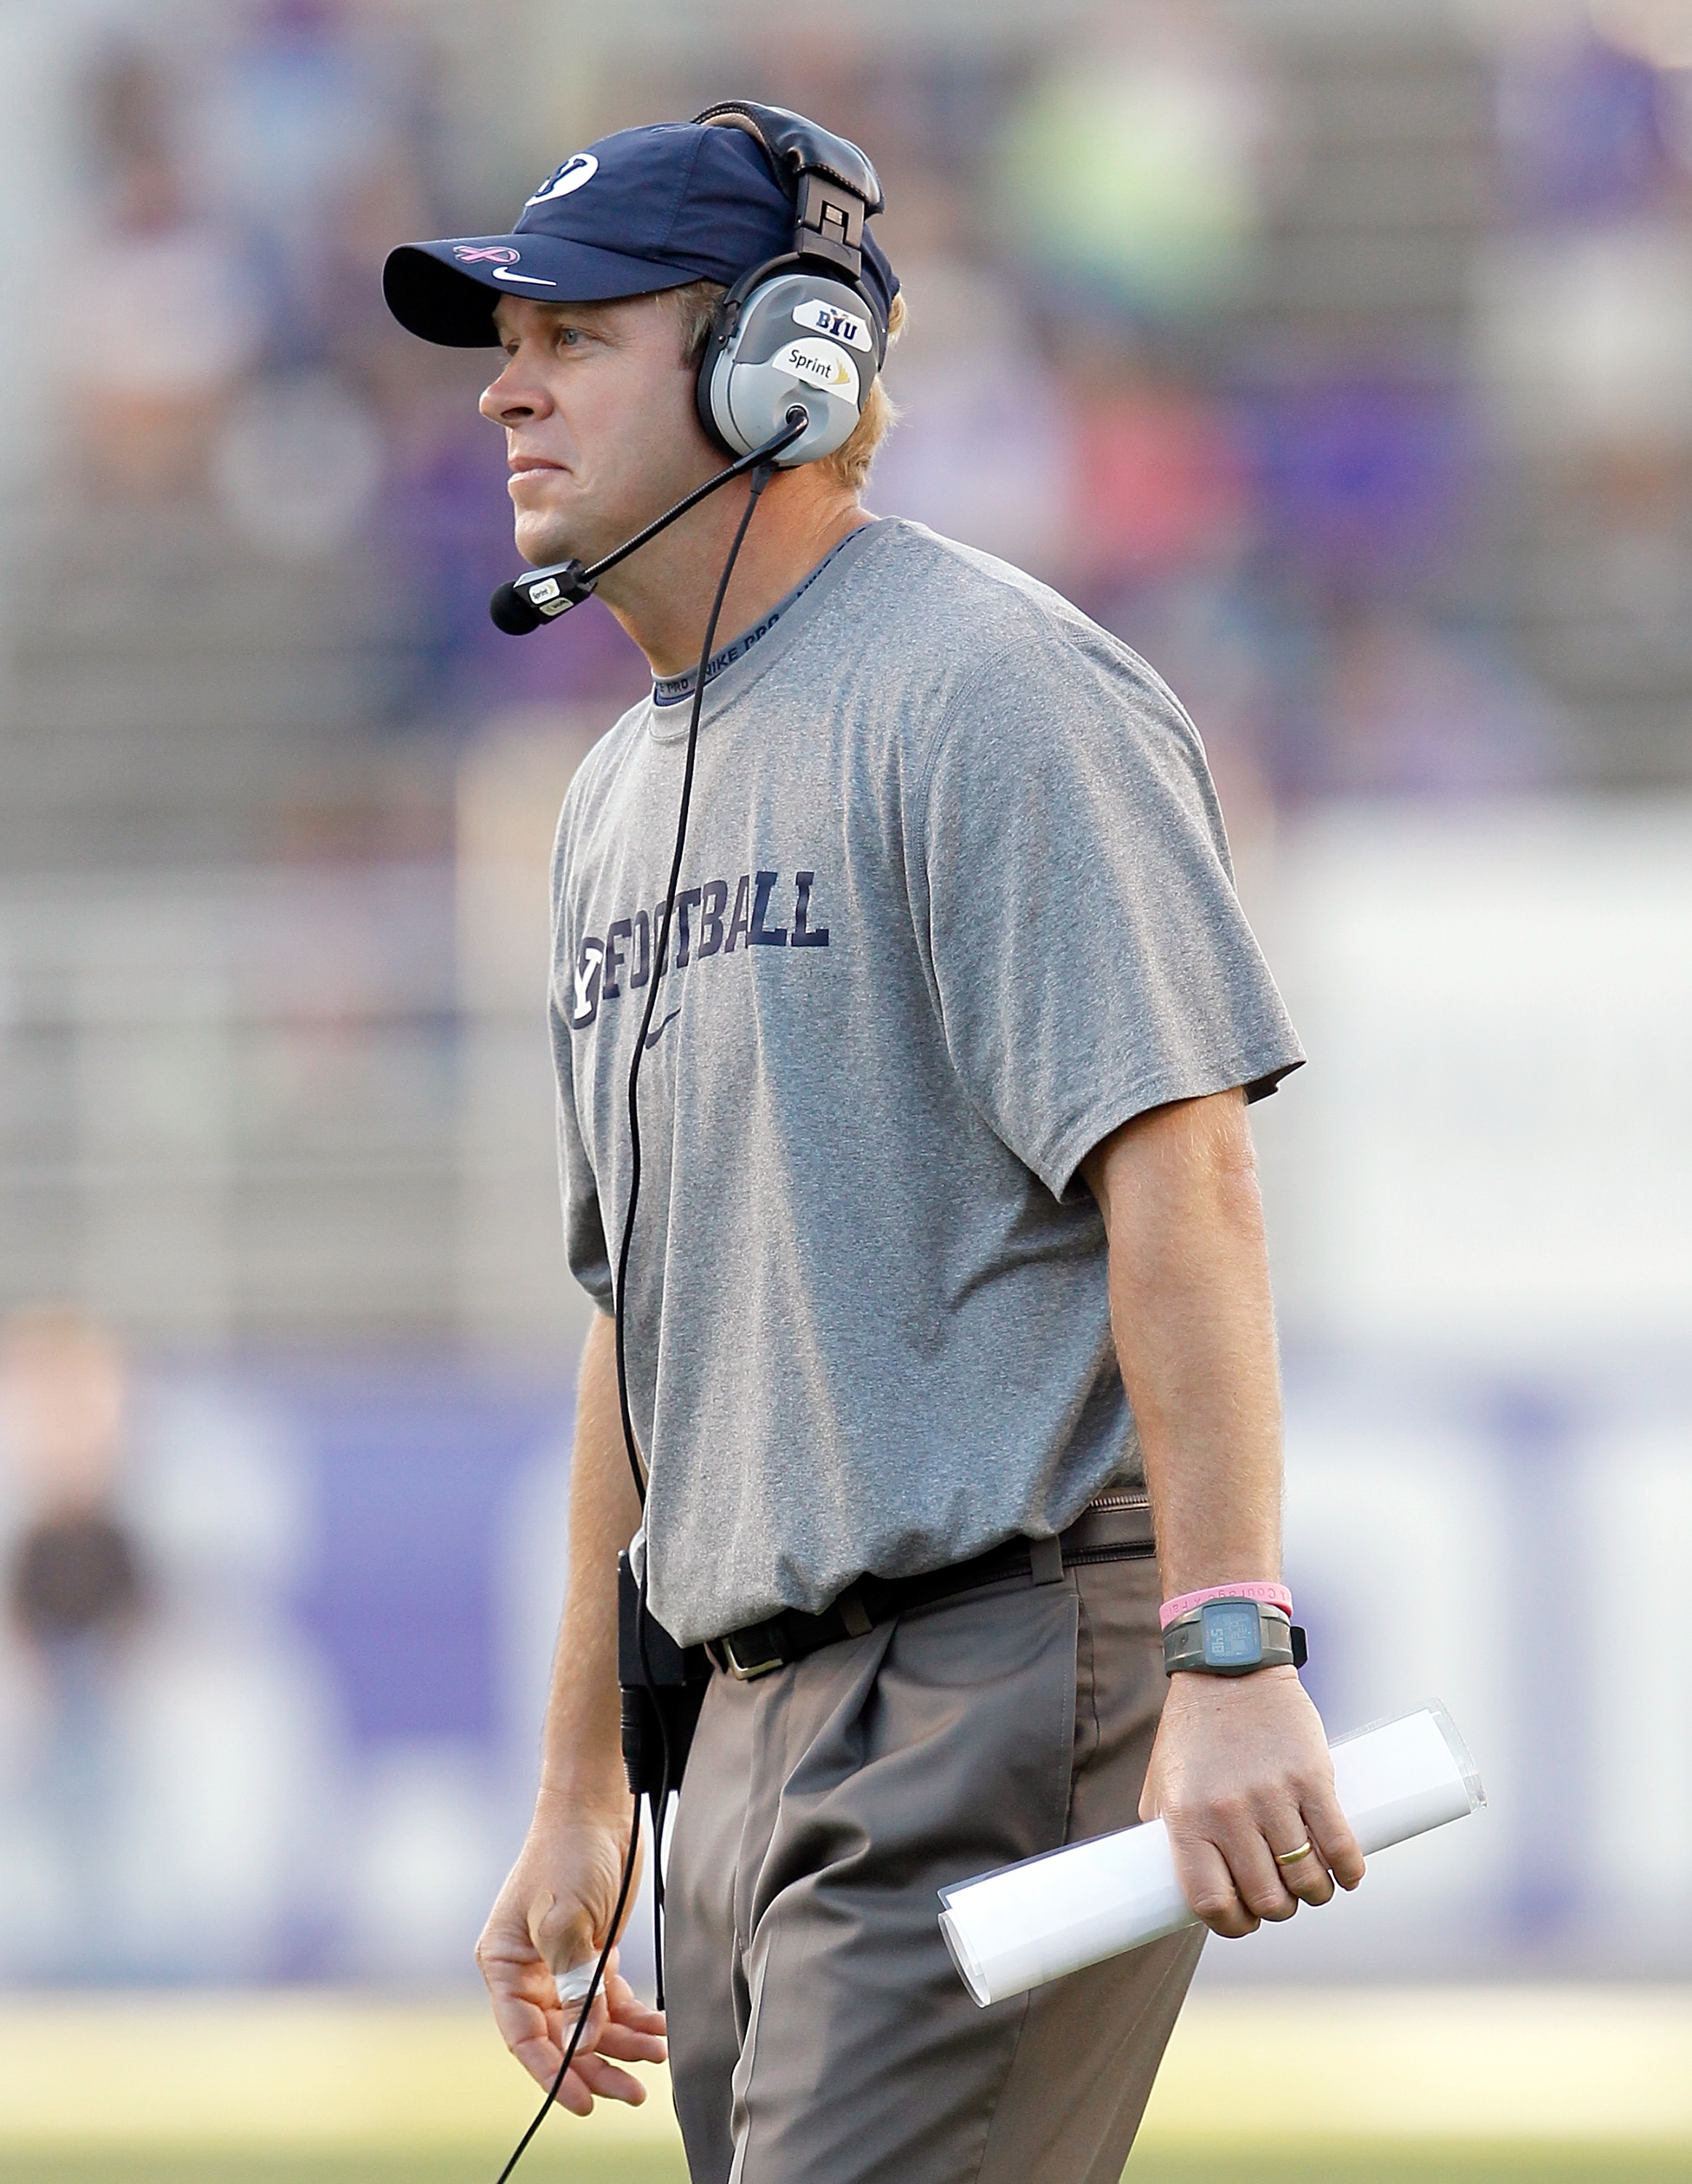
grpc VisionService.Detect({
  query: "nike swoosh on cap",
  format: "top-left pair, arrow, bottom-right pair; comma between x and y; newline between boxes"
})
492,266 -> 556,286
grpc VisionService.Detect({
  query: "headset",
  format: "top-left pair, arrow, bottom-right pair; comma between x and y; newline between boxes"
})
489,105 -> 887,2184
692,100 -> 888,467
489,100 -> 887,638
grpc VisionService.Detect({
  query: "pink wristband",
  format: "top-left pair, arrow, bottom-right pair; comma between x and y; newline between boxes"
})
1159,1581 -> 1293,1632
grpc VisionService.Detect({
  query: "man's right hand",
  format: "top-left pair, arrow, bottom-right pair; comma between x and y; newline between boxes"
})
475,1797 -> 668,2116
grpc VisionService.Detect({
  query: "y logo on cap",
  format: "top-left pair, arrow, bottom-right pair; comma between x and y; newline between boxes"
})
526,153 -> 598,207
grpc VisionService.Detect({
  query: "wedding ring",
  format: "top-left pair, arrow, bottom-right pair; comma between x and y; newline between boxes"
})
1273,1839 -> 1315,1866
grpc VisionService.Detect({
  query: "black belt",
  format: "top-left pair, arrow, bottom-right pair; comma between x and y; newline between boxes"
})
705,1492 -> 1155,1682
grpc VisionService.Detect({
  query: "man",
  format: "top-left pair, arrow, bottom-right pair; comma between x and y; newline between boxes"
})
384,110 -> 1364,2184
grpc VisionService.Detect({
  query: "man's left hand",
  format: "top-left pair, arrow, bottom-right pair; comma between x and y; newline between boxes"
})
1140,1666 -> 1367,1938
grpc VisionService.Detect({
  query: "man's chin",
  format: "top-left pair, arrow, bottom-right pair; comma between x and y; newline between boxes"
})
515,518 -> 580,571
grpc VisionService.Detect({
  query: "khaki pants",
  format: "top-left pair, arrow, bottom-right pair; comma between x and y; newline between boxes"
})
665,1547 -> 1203,2183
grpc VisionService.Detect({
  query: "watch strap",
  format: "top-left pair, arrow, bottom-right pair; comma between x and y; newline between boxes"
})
1163,1598 -> 1308,1677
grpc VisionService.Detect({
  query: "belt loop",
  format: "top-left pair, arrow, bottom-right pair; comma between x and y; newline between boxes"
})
838,1586 -> 873,1637
1029,1536 -> 1064,1586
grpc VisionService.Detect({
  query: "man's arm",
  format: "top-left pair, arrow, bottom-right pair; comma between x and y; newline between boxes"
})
475,1310 -> 667,2112
1080,1088 -> 1366,1937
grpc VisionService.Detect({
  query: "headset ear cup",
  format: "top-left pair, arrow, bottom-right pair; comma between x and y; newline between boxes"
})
700,269 -> 879,466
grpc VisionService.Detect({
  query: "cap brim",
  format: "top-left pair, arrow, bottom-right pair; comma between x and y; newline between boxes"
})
383,235 -> 701,347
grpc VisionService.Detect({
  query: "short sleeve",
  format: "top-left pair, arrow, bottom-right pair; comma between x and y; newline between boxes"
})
910,612 -> 1304,1200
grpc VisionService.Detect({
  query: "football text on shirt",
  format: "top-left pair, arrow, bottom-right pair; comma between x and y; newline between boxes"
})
567,869 -> 830,1032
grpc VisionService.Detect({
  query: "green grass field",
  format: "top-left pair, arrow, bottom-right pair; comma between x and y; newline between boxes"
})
13,2147 -> 1692,2183
6,1987 -> 1689,2183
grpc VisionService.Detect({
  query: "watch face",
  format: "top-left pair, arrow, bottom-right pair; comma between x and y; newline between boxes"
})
1201,1599 -> 1263,1667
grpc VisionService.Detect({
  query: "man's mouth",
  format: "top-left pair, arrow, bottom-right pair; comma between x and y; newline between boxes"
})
508,455 -> 566,475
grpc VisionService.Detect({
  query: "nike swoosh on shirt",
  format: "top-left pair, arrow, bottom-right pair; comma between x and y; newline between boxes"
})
491,266 -> 556,286
643,1008 -> 681,1051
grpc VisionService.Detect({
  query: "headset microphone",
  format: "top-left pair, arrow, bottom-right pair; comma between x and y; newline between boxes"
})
489,407 -> 810,635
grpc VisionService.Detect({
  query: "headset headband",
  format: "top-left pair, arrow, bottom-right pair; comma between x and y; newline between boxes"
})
693,101 -> 884,282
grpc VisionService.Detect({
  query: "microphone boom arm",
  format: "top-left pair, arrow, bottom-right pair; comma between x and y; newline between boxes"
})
489,408 -> 810,636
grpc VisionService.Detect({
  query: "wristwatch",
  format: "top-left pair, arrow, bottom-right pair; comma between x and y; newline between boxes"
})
1163,1597 -> 1309,1677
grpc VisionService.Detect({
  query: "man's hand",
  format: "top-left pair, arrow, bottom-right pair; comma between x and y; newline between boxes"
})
475,1798 -> 667,2114
486,1315 -> 659,2111
1141,1666 -> 1365,1936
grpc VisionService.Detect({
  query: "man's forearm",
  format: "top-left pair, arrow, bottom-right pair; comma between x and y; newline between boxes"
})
1083,1089 -> 1364,1935
475,1312 -> 665,2107
538,1310 -> 643,1816
1081,1088 -> 1283,1594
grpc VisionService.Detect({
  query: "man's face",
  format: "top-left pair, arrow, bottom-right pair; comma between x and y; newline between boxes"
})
480,294 -> 713,570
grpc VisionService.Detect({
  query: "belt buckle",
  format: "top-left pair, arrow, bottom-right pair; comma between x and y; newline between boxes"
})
719,1624 -> 786,1682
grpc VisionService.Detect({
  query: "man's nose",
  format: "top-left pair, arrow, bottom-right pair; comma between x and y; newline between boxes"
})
479,354 -> 550,426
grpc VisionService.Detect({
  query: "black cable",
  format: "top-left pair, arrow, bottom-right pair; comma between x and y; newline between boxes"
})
611,442 -> 787,1508
491,419 -> 791,2183
620,451 -> 783,2011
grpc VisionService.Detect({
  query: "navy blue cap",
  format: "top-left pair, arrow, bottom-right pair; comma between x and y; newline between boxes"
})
384,120 -> 897,347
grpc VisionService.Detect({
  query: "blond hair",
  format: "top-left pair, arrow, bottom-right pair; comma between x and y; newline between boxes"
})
662,279 -> 905,494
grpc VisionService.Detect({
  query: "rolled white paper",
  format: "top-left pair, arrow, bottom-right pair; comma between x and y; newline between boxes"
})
938,1701 -> 1483,2006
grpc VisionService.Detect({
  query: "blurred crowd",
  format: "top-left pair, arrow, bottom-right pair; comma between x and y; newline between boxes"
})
44,0 -> 1692,808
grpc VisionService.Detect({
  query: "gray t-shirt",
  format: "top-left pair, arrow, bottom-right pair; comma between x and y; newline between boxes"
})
550,518 -> 1302,1646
